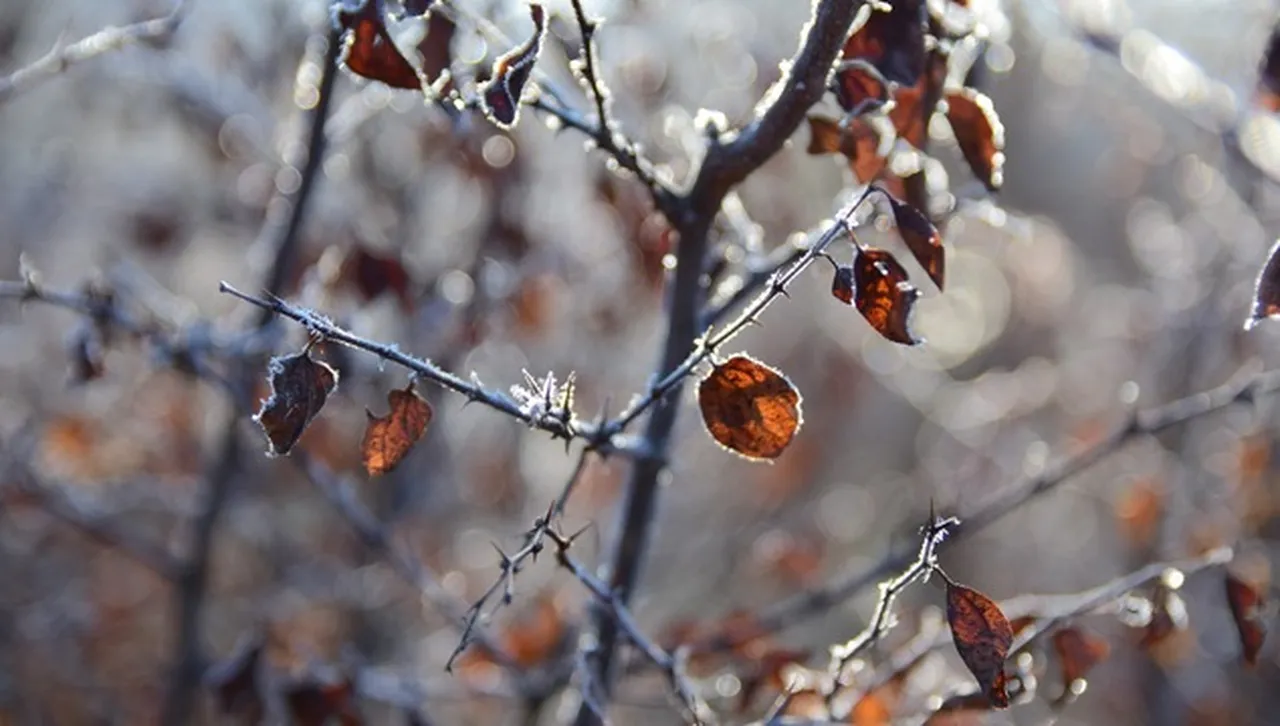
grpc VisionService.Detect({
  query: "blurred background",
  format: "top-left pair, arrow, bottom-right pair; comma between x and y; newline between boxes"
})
1,0 -> 1279,723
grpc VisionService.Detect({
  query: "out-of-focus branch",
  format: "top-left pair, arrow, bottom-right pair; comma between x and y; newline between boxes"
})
694,365 -> 1280,653
160,23 -> 342,726
0,1 -> 187,105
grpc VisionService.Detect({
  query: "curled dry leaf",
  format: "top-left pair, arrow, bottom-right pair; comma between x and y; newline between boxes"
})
854,248 -> 922,346
841,0 -> 927,86
887,195 -> 944,289
1051,626 -> 1110,687
944,88 -> 1005,191
832,263 -> 856,305
255,348 -> 339,457
946,581 -> 1013,709
362,383 -> 433,476
478,4 -> 547,129
1225,573 -> 1268,667
337,0 -> 422,90
1247,239 -> 1280,329
833,60 -> 889,113
806,116 -> 887,184
697,354 -> 803,460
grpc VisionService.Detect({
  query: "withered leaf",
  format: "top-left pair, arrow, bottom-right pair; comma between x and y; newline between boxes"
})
946,581 -> 1013,709
362,383 -> 433,476
806,116 -> 886,184
945,88 -> 1005,191
886,48 -> 948,150
854,248 -> 922,346
1138,585 -> 1189,650
255,349 -> 339,457
833,60 -> 889,113
1051,626 -> 1110,686
341,244 -> 415,311
832,264 -> 855,305
478,4 -> 546,129
841,0 -> 927,87
698,354 -> 803,460
285,675 -> 364,726
337,1 -> 422,90
1247,239 -> 1280,329
1225,573 -> 1267,667
416,10 -> 456,85
888,195 -> 944,289
205,635 -> 264,723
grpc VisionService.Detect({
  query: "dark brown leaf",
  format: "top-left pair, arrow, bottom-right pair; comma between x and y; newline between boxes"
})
337,1 -> 422,90
853,248 -> 922,345
698,354 -> 803,460
1225,573 -> 1267,667
404,0 -> 435,16
478,4 -> 546,129
832,263 -> 855,305
362,383 -> 433,476
833,60 -> 889,113
806,116 -> 887,184
1257,21 -> 1280,111
887,48 -> 948,149
946,581 -> 1013,709
340,244 -> 415,311
1247,239 -> 1280,329
254,348 -> 339,457
1051,626 -> 1110,686
205,635 -> 264,723
285,675 -> 363,726
416,10 -> 455,84
841,0 -> 927,86
1138,585 -> 1189,650
944,88 -> 1005,191
888,195 -> 944,289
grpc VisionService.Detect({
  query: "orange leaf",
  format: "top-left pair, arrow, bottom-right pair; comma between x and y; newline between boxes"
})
841,0 -> 927,86
362,384 -> 433,476
946,581 -> 1013,709
478,4 -> 546,129
944,89 -> 1005,191
337,1 -> 422,90
1225,573 -> 1267,667
833,60 -> 889,113
887,195 -> 944,289
255,349 -> 339,456
805,116 -> 887,184
698,355 -> 803,460
1051,626 -> 1110,686
852,248 -> 922,345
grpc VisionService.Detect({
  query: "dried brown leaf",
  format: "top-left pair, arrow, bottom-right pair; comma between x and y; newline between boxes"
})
255,349 -> 339,457
834,60 -> 889,113
946,581 -> 1013,709
944,88 -> 1005,191
1257,22 -> 1280,111
842,0 -> 927,86
852,248 -> 922,346
887,195 -> 944,289
416,9 -> 455,84
362,384 -> 433,476
832,263 -> 856,305
806,116 -> 888,184
1051,626 -> 1110,686
698,355 -> 803,460
285,675 -> 363,726
337,1 -> 422,90
478,4 -> 546,129
1225,573 -> 1267,667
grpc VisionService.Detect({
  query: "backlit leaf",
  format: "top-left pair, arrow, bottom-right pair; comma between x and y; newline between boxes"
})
806,116 -> 887,184
887,195 -> 944,289
1051,626 -> 1110,687
255,348 -> 339,457
337,0 -> 422,90
944,88 -> 1005,191
362,383 -> 433,476
831,264 -> 855,305
887,49 -> 948,150
946,581 -> 1013,709
853,248 -> 922,345
1225,573 -> 1267,667
698,354 -> 803,460
841,0 -> 927,87
478,4 -> 546,129
1247,238 -> 1280,329
833,60 -> 889,113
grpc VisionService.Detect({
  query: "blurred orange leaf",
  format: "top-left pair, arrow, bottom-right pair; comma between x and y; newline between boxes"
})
285,675 -> 364,726
698,355 -> 803,460
1225,573 -> 1267,667
1051,626 -> 1110,687
362,384 -> 433,476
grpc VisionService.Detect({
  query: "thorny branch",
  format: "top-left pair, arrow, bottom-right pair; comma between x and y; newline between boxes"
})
694,365 -> 1280,654
0,0 -> 188,105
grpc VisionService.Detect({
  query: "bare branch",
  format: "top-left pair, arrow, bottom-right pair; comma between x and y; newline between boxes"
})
0,1 -> 187,105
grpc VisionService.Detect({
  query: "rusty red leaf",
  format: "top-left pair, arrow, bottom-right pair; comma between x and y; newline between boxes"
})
698,355 -> 803,460
806,115 -> 887,184
1225,573 -> 1268,667
1051,626 -> 1110,687
337,0 -> 422,90
361,383 -> 433,476
478,4 -> 546,129
833,60 -> 889,113
944,88 -> 1005,191
887,194 -> 944,289
946,581 -> 1013,709
841,0 -> 927,87
853,248 -> 922,345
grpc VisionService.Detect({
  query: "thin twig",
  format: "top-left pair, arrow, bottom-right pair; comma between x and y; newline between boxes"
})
692,365 -> 1280,654
0,1 -> 188,105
